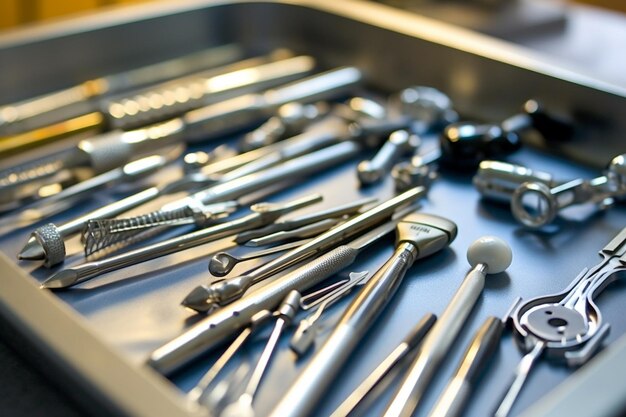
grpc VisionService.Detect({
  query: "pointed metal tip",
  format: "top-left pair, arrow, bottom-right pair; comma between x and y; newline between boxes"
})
181,285 -> 215,313
40,269 -> 79,290
18,237 -> 46,261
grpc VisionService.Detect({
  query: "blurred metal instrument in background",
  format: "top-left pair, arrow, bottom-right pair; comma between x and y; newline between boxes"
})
0,44 -> 243,136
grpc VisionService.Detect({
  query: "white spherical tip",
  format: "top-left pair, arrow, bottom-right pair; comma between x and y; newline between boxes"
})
467,236 -> 512,274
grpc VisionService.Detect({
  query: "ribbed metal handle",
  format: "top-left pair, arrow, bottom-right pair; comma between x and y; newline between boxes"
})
103,55 -> 314,130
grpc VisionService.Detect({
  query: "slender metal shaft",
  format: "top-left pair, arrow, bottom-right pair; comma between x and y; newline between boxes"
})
330,313 -> 437,417
382,264 -> 488,417
494,342 -> 545,417
427,316 -> 504,417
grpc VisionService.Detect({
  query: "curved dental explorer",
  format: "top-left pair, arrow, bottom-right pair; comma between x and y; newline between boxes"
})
329,314 -> 437,417
148,205 -> 420,375
493,227 -> 626,417
267,213 -> 458,417
19,140 -> 361,267
382,236 -> 512,417
39,194 -> 322,290
180,186 -> 427,314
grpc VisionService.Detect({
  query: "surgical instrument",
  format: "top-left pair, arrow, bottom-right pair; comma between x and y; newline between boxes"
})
438,100 -> 573,171
243,218 -> 341,247
494,227 -> 626,417
40,194 -> 322,289
19,140 -> 361,267
209,239 -> 313,277
391,147 -> 441,193
182,66 -> 362,143
329,314 -> 437,417
81,200 -> 239,258
0,153 -> 171,228
382,236 -> 512,417
427,300 -> 520,417
474,155 -> 626,228
148,205 -> 422,375
0,44 -> 242,136
473,160 -> 557,204
233,197 -> 377,245
357,130 -> 420,186
510,153 -> 626,228
289,270 -> 372,356
188,272 -> 367,406
187,310 -> 274,405
239,101 -> 331,151
220,291 -> 302,417
388,86 -> 458,135
0,55 -> 314,193
180,187 -> 427,313
268,213 -> 457,417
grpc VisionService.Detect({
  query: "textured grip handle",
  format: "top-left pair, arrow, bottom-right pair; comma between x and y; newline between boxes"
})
103,55 -> 314,130
149,245 -> 359,374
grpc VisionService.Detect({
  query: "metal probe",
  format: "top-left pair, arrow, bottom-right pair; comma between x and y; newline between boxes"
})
382,236 -> 513,417
427,300 -> 521,417
267,213 -> 457,417
330,314 -> 437,417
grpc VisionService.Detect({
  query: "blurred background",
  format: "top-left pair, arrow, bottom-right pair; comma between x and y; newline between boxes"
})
0,0 -> 624,31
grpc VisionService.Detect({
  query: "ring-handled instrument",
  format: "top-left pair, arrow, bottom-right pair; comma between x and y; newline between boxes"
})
180,186 -> 427,313
267,213 -> 458,417
39,194 -> 322,289
383,236 -> 512,417
475,154 -> 626,228
148,201 -> 424,375
494,227 -> 626,417
329,314 -> 437,417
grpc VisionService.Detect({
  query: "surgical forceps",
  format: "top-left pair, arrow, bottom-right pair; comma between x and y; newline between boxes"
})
494,227 -> 626,417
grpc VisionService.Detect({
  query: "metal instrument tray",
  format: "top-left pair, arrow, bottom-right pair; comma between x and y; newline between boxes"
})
1,1 -> 625,417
